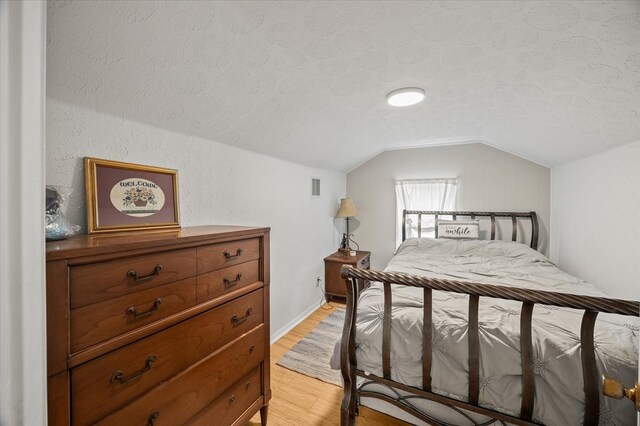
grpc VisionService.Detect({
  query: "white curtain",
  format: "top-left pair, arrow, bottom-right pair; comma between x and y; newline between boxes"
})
395,178 -> 458,248
0,1 -> 48,425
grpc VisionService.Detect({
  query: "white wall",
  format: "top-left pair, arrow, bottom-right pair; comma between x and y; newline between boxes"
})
551,141 -> 640,300
46,99 -> 346,340
347,143 -> 551,269
0,1 -> 48,425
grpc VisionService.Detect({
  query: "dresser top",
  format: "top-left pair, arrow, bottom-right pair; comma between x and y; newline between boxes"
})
46,225 -> 270,261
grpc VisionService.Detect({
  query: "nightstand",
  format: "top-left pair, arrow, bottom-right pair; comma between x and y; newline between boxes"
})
324,250 -> 370,302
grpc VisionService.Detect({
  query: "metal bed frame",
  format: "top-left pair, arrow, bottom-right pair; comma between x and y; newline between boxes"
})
339,210 -> 639,426
401,210 -> 539,250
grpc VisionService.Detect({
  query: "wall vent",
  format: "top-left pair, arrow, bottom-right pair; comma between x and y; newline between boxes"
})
311,177 -> 321,198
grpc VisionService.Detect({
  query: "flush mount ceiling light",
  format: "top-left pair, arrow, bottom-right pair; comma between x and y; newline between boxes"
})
386,87 -> 425,107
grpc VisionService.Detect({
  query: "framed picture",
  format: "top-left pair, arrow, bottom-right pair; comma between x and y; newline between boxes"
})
85,157 -> 180,234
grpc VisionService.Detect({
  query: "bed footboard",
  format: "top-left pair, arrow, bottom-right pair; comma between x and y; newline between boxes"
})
339,266 -> 639,426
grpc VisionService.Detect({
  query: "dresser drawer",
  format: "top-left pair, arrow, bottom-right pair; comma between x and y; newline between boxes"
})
71,288 -> 264,425
197,259 -> 260,303
70,278 -> 197,353
187,367 -> 261,426
197,238 -> 260,273
358,255 -> 370,269
97,325 -> 265,425
70,248 -> 197,308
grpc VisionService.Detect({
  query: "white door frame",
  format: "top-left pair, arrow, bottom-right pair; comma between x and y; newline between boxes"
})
0,1 -> 48,424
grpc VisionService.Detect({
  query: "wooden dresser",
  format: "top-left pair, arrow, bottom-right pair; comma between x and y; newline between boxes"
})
46,226 -> 271,426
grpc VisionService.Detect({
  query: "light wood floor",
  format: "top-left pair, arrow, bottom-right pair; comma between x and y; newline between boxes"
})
248,302 -> 409,426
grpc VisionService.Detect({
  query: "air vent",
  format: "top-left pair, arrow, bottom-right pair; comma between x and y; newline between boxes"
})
311,178 -> 321,198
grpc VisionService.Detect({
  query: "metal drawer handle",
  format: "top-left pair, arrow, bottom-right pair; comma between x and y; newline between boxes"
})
111,354 -> 157,385
245,382 -> 251,390
229,395 -> 236,405
127,264 -> 163,282
223,249 -> 243,260
249,345 -> 255,354
126,298 -> 163,319
603,376 -> 639,408
148,410 -> 160,426
231,307 -> 253,326
223,273 -> 243,288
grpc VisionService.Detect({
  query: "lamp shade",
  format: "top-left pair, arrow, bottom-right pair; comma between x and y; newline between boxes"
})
336,197 -> 359,218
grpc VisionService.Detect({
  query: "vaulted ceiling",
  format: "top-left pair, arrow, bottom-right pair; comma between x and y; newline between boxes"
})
47,1 -> 640,171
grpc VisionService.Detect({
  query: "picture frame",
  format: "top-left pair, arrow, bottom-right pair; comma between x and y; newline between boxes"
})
84,157 -> 180,234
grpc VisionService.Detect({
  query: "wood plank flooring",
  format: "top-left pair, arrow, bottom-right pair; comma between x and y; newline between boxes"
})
248,302 -> 409,426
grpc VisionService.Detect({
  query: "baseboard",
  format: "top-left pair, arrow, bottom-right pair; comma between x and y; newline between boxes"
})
270,299 -> 322,345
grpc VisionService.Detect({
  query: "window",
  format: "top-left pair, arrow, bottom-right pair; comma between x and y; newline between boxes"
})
395,178 -> 458,248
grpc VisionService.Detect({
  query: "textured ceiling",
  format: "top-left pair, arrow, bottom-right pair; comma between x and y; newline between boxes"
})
47,1 -> 640,171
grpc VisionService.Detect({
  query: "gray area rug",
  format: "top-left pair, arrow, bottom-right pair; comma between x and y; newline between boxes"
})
276,308 -> 345,386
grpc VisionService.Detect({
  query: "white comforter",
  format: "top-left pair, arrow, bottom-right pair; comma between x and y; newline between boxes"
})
345,238 -> 638,425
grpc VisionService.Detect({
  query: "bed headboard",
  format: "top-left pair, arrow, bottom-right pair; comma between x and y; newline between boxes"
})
402,210 -> 539,250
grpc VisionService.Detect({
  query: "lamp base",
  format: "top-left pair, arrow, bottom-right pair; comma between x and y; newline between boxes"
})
337,247 -> 350,255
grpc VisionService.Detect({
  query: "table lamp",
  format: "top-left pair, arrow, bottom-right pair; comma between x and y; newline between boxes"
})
336,197 -> 359,254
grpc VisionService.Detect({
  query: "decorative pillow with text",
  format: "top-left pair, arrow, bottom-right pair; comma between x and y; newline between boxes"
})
437,220 -> 480,239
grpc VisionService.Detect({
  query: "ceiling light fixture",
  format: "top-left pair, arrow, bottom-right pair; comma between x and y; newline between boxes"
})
386,87 -> 425,107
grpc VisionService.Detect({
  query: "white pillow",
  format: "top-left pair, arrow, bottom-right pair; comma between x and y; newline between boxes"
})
437,220 -> 480,239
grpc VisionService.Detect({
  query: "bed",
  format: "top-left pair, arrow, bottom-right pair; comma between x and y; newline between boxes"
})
334,210 -> 639,426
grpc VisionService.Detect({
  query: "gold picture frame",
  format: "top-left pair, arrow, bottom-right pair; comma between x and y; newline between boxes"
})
85,157 -> 180,234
